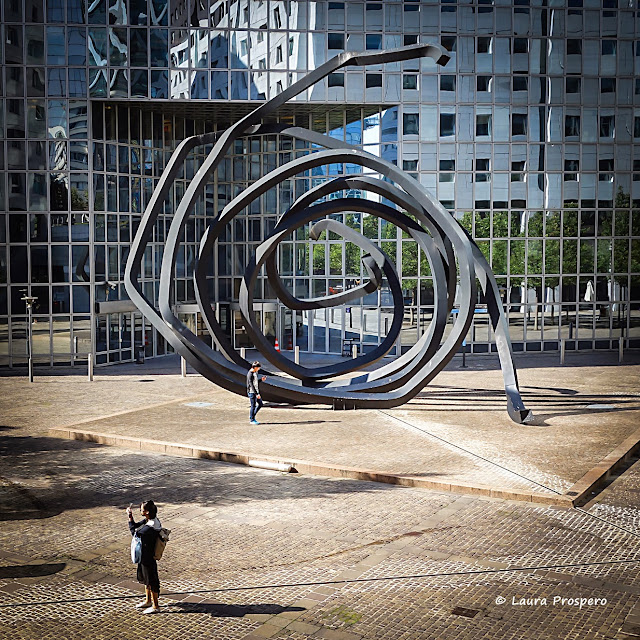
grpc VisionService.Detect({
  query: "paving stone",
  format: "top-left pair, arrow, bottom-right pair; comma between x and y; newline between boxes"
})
0,353 -> 639,639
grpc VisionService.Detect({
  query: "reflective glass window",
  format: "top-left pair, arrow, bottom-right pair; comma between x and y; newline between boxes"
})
328,33 -> 344,50
440,114 -> 455,137
26,68 -> 45,97
47,27 -> 66,65
404,74 -> 418,90
601,78 -> 616,93
50,174 -> 69,211
48,68 -> 66,96
477,76 -> 491,92
565,115 -> 580,137
28,141 -> 46,170
109,29 -> 128,66
7,141 -> 26,170
48,101 -> 68,139
29,174 -> 47,212
150,70 -> 168,98
88,29 -> 108,66
403,113 -> 419,136
150,30 -> 168,66
477,37 -> 492,54
109,69 -> 128,97
47,0 -> 65,22
130,29 -> 148,66
566,77 -> 581,94
366,74 -> 382,88
476,114 -> 492,137
439,75 -> 455,92
5,25 -> 24,64
6,99 -> 26,138
365,34 -> 382,50
441,36 -> 456,52
565,159 -> 579,181
512,114 -> 528,136
89,69 -> 108,98
26,26 -> 45,65
68,69 -> 87,97
88,0 -> 107,24
27,99 -> 46,138
68,28 -> 87,65
567,39 -> 582,55
599,115 -> 615,138
131,70 -> 148,98
513,76 -> 528,92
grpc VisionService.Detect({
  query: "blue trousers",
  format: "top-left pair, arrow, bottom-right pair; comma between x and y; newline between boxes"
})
248,393 -> 263,421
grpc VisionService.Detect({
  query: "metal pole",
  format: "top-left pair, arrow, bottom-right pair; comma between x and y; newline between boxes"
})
294,345 -> 300,364
27,304 -> 34,383
88,353 -> 94,381
560,338 -> 565,365
181,356 -> 187,377
619,336 -> 624,364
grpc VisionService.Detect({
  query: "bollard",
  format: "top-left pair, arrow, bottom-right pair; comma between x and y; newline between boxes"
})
88,353 -> 94,381
295,345 -> 300,364
240,347 -> 246,360
181,356 -> 187,378
560,339 -> 565,365
619,337 -> 624,364
28,356 -> 34,383
352,343 -> 358,359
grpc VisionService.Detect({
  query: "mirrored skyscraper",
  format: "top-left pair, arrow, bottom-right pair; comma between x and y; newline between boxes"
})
1,0 -> 638,368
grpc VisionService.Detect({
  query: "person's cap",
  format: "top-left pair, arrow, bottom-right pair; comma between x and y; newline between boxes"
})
252,361 -> 261,368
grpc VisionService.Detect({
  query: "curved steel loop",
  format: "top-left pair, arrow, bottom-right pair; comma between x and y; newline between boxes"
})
126,43 -> 532,423
158,46 -> 449,352
262,173 -> 455,366
259,198 -> 448,386
195,146 -> 476,381
193,143 -> 530,418
238,207 -> 405,381
156,45 -> 449,374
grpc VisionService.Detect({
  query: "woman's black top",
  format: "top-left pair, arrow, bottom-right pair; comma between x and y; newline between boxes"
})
129,518 -> 159,565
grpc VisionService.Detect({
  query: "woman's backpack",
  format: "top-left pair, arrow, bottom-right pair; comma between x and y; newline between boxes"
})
153,528 -> 171,561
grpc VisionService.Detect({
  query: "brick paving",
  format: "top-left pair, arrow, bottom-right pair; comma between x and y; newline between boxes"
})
0,351 -> 639,638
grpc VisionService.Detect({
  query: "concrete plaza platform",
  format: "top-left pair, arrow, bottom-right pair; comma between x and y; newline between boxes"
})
2,351 -> 640,640
10,349 -> 638,507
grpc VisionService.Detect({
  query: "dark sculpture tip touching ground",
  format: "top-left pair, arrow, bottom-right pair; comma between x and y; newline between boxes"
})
125,44 -> 533,425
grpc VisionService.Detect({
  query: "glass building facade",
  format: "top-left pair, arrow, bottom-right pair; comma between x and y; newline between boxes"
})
1,0 -> 639,368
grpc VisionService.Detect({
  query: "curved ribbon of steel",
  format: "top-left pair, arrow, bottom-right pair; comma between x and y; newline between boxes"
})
125,44 -> 533,424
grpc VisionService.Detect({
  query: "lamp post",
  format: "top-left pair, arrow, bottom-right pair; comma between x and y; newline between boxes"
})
21,295 -> 38,383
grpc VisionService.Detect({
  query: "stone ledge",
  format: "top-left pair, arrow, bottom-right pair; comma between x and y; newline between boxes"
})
565,427 -> 640,506
48,427 -> 571,507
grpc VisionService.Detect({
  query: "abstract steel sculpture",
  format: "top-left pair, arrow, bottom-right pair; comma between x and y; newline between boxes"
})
125,44 -> 533,424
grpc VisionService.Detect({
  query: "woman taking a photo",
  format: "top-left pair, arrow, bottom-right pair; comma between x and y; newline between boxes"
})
127,499 -> 162,614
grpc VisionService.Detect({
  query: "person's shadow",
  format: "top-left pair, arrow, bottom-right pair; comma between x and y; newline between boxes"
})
169,602 -> 305,617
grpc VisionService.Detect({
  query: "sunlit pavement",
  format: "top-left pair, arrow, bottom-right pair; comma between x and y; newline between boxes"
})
1,351 -> 639,639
